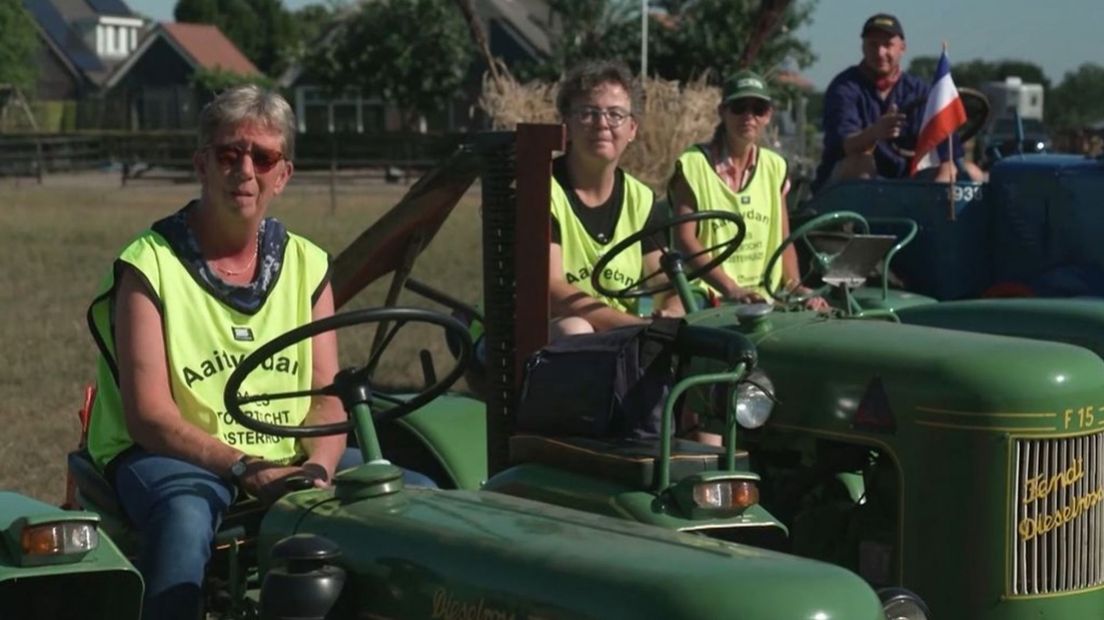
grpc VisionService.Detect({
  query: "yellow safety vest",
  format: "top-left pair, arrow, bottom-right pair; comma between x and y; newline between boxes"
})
86,226 -> 330,469
675,145 -> 788,297
550,168 -> 655,314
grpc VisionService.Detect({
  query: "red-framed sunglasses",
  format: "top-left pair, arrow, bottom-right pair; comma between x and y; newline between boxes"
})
209,143 -> 285,173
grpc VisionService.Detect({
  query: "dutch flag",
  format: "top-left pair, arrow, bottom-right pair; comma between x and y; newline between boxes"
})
909,48 -> 967,175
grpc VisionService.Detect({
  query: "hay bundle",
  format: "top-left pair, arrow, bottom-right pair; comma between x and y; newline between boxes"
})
480,68 -> 720,191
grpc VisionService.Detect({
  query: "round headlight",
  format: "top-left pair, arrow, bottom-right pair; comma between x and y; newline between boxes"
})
878,587 -> 929,620
733,370 -> 774,429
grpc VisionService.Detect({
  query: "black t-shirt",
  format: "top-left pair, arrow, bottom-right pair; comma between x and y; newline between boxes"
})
550,157 -> 664,252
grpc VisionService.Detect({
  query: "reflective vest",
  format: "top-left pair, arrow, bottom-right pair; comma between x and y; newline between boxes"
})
550,170 -> 655,314
86,228 -> 330,469
676,145 -> 788,297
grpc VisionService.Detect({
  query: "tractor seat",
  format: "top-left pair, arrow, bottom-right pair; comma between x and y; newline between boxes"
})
508,434 -> 748,489
67,449 -> 263,530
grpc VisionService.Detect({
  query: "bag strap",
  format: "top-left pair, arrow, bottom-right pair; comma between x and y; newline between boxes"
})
639,317 -> 684,369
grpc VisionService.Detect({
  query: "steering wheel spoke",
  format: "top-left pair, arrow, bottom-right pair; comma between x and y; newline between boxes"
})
236,386 -> 334,405
761,211 -> 870,306
362,319 -> 409,379
592,211 -> 747,300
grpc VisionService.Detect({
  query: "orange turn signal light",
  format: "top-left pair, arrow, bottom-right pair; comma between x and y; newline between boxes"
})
20,522 -> 98,557
692,480 -> 759,510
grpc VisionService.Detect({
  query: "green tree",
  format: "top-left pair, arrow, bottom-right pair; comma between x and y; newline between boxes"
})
287,3 -> 333,62
649,0 -> 817,83
907,56 -> 1050,91
174,0 -> 295,74
1049,63 -> 1104,129
521,0 -> 815,84
304,0 -> 475,130
0,0 -> 40,93
528,0 -> 639,80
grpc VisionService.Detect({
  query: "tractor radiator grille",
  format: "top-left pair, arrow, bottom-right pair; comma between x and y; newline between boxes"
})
1013,434 -> 1104,594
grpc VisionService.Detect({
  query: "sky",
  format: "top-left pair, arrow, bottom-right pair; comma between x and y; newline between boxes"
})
126,0 -> 1101,91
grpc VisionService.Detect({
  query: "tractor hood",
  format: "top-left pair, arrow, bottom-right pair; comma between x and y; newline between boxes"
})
899,298 -> 1104,362
260,487 -> 885,620
690,309 -> 1104,438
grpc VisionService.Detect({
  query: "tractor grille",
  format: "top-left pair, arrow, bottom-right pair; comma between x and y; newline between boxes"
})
1012,434 -> 1104,594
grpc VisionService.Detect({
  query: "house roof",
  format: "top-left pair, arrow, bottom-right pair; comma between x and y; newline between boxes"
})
161,23 -> 261,75
23,0 -> 106,77
106,22 -> 261,89
478,0 -> 553,59
23,0 -> 143,87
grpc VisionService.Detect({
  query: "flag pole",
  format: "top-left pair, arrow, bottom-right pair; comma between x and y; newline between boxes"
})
947,131 -> 957,221
943,41 -> 957,222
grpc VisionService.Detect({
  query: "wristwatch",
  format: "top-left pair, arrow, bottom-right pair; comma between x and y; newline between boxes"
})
228,455 -> 255,483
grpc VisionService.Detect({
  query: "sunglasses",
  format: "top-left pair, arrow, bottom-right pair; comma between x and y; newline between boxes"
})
726,99 -> 771,117
209,143 -> 285,173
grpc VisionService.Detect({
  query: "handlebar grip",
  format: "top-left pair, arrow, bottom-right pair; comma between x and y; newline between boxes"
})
674,325 -> 757,368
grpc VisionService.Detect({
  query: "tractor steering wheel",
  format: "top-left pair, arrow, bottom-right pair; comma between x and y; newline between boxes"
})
591,210 -> 746,299
761,211 -> 870,306
223,307 -> 471,438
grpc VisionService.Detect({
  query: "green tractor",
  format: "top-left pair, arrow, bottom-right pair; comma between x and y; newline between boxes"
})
438,125 -> 1104,620
1,131 -> 902,620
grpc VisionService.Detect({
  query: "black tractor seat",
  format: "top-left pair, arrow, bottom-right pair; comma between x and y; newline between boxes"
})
508,434 -> 749,490
67,449 -> 265,545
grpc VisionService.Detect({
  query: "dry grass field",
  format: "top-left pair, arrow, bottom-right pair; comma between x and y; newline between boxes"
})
0,172 -> 482,503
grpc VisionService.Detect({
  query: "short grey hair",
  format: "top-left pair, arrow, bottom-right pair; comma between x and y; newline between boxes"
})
555,60 -> 644,120
197,85 -> 296,160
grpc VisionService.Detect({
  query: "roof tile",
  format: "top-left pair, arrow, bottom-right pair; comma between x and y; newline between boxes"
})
162,22 -> 261,76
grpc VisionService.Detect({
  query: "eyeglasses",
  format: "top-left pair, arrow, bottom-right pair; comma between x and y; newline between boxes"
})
570,106 -> 632,128
726,99 -> 771,117
208,143 -> 285,173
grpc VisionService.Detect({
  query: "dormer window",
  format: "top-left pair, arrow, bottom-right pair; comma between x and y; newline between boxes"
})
91,15 -> 144,59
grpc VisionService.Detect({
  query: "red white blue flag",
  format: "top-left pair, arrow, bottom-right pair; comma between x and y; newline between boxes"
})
910,49 -> 967,175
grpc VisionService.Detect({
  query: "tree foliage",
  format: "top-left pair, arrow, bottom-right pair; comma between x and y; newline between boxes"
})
907,56 -> 1051,91
1049,63 -> 1104,129
191,67 -> 275,93
905,56 -> 1104,129
174,0 -> 295,75
304,0 -> 475,130
0,0 -> 40,93
650,0 -> 817,82
524,0 -> 817,85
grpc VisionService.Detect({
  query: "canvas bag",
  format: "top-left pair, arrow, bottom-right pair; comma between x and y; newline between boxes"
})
516,318 -> 683,439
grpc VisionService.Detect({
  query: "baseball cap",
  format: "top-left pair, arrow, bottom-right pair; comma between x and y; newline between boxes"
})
861,13 -> 904,39
722,70 -> 771,103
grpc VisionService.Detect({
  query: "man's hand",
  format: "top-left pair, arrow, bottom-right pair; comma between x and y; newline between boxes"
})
873,104 -> 907,141
239,460 -> 320,504
725,286 -> 766,304
796,288 -> 831,312
934,160 -> 958,185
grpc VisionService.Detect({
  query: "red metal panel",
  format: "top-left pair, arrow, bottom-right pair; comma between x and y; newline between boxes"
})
513,123 -> 565,386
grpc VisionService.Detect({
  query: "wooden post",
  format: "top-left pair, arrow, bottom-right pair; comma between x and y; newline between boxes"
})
34,138 -> 43,185
329,131 -> 337,215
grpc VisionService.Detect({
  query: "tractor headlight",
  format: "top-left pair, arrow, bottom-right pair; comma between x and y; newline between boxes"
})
734,370 -> 775,429
692,479 -> 759,510
20,521 -> 99,558
878,587 -> 930,620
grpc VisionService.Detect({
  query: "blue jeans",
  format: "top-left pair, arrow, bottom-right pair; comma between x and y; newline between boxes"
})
113,447 -> 434,620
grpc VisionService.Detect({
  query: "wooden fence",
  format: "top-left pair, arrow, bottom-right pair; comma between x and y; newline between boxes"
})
0,131 -> 464,183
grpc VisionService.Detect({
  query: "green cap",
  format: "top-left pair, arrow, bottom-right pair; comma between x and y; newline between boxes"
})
722,70 -> 771,103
